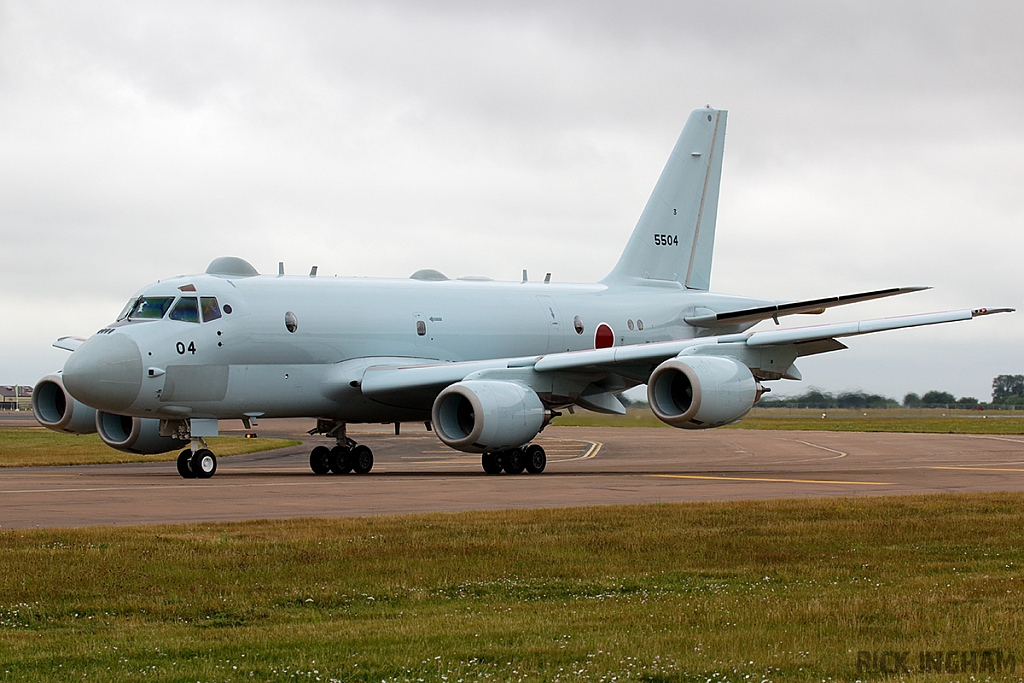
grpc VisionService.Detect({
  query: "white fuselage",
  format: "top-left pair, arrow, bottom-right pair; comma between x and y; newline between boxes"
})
95,272 -> 766,423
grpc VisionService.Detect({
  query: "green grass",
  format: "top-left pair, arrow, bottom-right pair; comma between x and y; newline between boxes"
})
553,409 -> 1024,434
0,427 -> 300,467
2,494 -> 1024,681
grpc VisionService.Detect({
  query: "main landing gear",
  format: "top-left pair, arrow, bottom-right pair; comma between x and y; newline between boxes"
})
307,422 -> 373,475
176,444 -> 217,479
481,444 -> 546,475
308,443 -> 374,475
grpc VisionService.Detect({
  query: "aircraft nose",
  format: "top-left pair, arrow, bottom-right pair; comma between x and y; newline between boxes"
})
62,334 -> 144,412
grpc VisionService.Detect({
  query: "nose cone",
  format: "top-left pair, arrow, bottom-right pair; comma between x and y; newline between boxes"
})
63,334 -> 144,412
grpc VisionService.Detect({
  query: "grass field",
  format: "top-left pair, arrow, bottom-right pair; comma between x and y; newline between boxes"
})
0,427 -> 300,467
553,408 -> 1024,434
1,494 -> 1023,681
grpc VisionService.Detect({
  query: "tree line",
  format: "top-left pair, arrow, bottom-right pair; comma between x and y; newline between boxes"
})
750,375 -> 1024,409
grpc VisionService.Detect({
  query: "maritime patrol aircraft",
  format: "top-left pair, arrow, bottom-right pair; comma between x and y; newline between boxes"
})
33,107 -> 1012,479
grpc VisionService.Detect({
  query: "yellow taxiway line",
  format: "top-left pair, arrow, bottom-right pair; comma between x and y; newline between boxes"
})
648,474 -> 891,486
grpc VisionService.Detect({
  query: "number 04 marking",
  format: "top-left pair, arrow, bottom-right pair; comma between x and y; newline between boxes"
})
176,341 -> 196,355
653,234 -> 679,246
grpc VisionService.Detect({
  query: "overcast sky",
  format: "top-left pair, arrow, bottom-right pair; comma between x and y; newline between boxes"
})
1,1 -> 1021,401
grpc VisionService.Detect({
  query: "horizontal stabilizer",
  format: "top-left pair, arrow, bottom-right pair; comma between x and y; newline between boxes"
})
684,287 -> 929,328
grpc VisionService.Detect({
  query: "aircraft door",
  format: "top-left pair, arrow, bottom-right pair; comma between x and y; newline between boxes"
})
413,313 -> 429,347
536,295 -> 565,353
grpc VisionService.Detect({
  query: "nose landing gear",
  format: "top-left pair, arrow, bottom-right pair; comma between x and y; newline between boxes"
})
176,443 -> 217,479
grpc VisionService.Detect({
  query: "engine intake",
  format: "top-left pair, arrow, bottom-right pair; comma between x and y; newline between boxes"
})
648,356 -> 759,429
96,412 -> 188,454
432,380 -> 545,453
32,373 -> 97,434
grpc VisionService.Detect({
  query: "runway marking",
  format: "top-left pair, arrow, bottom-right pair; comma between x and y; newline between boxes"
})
406,439 -> 600,462
930,466 -> 1024,473
965,435 -> 1024,445
793,440 -> 848,459
648,474 -> 891,486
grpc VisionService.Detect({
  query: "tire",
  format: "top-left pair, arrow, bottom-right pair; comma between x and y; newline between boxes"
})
190,449 -> 217,479
481,452 -> 503,474
329,446 -> 352,474
524,444 -> 546,474
309,446 -> 331,475
503,448 -> 526,475
176,449 -> 196,479
351,445 -> 373,474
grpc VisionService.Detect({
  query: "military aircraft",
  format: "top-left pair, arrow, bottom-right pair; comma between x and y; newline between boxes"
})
32,107 -> 1012,479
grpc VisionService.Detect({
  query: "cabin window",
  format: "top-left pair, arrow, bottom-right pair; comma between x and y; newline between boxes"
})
627,319 -> 634,331
201,297 -> 222,322
285,311 -> 298,333
169,297 -> 200,323
416,320 -> 427,336
573,316 -> 584,334
127,296 -> 175,320
637,319 -> 644,331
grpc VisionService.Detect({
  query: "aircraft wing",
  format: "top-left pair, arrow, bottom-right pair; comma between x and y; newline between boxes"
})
536,307 -> 1011,372
683,286 -> 928,328
360,307 -> 1012,401
53,336 -> 87,352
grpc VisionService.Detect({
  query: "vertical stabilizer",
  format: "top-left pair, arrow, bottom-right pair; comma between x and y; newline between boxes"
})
602,108 -> 727,290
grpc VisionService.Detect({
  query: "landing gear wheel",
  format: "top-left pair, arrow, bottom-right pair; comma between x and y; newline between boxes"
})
524,444 -> 546,474
351,445 -> 374,474
328,446 -> 352,474
503,448 -> 526,475
176,449 -> 196,479
310,446 -> 332,475
190,449 -> 217,479
481,452 -> 503,475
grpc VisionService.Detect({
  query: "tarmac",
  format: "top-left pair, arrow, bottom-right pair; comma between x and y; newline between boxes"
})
2,414 -> 1024,529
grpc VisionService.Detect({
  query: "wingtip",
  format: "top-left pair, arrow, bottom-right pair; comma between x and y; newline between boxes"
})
972,307 -> 1015,317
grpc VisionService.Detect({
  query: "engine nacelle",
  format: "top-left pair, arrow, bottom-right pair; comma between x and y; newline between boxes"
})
32,373 -> 97,434
432,380 -> 545,453
96,412 -> 189,454
648,356 -> 759,429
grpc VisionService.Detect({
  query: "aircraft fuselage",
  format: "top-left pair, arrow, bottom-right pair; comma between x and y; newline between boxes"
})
63,272 -> 768,423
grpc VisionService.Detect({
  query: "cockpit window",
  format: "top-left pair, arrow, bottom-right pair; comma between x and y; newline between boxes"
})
116,299 -> 136,321
201,297 -> 222,322
168,297 -> 200,323
127,296 -> 175,320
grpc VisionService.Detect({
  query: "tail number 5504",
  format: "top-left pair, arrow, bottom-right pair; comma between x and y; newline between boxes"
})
653,234 -> 679,246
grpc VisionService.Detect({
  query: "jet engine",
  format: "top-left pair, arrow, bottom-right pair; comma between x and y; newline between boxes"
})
32,373 -> 97,434
432,380 -> 545,453
648,356 -> 760,429
96,412 -> 189,454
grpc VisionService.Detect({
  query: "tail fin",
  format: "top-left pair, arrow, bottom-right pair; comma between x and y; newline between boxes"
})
602,107 -> 727,290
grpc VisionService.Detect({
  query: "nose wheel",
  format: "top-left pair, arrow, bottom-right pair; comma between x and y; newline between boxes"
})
176,448 -> 217,479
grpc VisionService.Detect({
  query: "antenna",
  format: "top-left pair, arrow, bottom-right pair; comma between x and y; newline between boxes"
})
522,269 -> 528,283
544,273 -> 551,284
278,262 -> 285,276
309,266 -> 318,278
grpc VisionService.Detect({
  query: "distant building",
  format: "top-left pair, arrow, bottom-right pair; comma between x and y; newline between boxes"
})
0,385 -> 33,411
